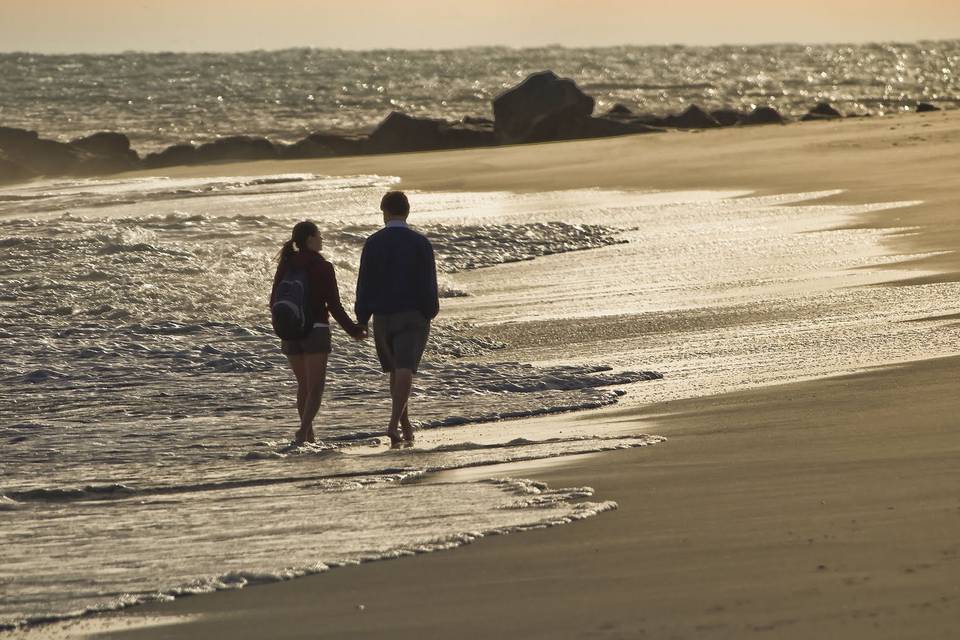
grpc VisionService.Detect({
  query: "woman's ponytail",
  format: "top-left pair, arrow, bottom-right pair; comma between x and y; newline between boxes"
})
277,239 -> 296,266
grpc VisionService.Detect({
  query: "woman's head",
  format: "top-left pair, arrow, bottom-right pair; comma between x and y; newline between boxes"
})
291,220 -> 321,251
278,220 -> 321,264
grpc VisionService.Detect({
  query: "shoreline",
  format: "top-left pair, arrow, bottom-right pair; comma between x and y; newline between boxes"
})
29,356 -> 960,639
130,108 -> 960,281
182,356 -> 959,639
6,109 -> 960,638
0,63 -> 947,186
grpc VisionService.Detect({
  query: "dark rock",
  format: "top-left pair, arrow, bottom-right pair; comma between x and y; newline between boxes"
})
440,120 -> 495,149
581,117 -> 662,138
710,108 -> 747,127
142,144 -> 198,169
367,112 -> 495,154
916,102 -> 940,113
0,150 -> 37,184
526,111 -> 661,143
0,127 -> 40,148
627,113 -> 670,127
301,132 -> 368,156
279,137 -> 336,160
194,136 -> 278,164
607,103 -> 634,116
493,70 -> 595,144
71,132 -> 137,160
70,132 -> 140,172
462,115 -> 494,126
29,140 -> 87,174
811,102 -> 843,117
742,106 -> 786,126
661,104 -> 721,129
367,112 -> 447,153
802,102 -> 843,121
1,127 -> 137,177
522,105 -> 594,142
0,133 -> 84,175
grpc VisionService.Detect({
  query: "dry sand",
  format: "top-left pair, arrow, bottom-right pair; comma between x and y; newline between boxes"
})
21,112 -> 960,638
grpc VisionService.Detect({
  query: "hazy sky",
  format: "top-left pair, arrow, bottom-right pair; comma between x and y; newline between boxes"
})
1,0 -> 958,53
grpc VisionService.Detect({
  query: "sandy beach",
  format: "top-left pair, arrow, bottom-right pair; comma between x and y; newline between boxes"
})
11,110 -> 960,639
68,358 -> 960,640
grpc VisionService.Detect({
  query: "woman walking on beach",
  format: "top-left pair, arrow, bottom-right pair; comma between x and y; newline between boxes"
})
271,221 -> 367,444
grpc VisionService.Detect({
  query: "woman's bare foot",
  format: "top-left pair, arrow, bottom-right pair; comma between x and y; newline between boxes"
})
386,427 -> 403,447
294,428 -> 307,445
401,425 -> 415,444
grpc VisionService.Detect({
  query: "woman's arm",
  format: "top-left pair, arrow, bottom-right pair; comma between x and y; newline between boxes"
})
269,262 -> 283,308
318,262 -> 363,338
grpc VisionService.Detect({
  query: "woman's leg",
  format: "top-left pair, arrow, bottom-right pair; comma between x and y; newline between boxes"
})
299,352 -> 328,443
287,354 -> 309,442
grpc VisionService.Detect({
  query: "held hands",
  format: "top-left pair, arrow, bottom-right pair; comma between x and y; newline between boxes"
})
353,325 -> 369,341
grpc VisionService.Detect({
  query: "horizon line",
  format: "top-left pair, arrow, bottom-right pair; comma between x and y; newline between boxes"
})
2,37 -> 958,57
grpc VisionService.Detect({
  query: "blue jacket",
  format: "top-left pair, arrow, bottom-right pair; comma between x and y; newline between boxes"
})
355,223 -> 439,325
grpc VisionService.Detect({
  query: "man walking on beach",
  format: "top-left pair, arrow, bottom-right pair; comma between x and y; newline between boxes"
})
356,191 -> 439,446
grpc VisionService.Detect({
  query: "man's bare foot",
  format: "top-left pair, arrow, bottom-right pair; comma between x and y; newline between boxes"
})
401,425 -> 415,443
293,428 -> 307,445
386,427 -> 402,447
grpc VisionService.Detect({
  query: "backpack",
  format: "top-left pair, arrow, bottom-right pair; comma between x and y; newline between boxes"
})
271,265 -> 312,340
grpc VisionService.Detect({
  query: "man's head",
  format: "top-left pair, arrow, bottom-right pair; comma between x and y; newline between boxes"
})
380,190 -> 410,223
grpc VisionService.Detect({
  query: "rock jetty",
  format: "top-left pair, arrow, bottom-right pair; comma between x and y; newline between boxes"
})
0,127 -> 140,183
2,69 -> 879,185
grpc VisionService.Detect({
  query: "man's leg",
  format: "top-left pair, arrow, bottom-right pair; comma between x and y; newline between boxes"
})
389,371 -> 412,430
384,370 -> 402,445
389,368 -> 414,439
376,317 -> 405,446
392,313 -> 428,443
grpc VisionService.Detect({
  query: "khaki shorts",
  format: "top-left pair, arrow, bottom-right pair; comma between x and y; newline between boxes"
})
373,311 -> 430,373
281,326 -> 332,355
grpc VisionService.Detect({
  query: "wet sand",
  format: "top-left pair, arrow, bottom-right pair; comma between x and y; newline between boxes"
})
78,357 -> 960,640
23,111 -> 960,638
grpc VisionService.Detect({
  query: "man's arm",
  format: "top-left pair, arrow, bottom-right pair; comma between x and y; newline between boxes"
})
422,238 -> 439,320
355,241 -> 372,326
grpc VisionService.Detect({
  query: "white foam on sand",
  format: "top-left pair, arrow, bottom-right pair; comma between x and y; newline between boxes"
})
0,456 -> 648,631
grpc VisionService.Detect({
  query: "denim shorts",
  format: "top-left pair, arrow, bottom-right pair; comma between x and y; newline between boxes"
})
281,326 -> 332,355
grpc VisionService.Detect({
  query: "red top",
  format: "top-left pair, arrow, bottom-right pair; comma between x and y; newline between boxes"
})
271,249 -> 363,338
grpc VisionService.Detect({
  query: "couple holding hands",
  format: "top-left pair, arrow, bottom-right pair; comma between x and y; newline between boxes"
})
270,190 -> 438,447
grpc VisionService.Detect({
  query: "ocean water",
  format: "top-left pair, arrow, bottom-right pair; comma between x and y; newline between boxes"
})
0,174 -> 666,629
1,42 -> 958,152
3,175 -> 960,629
